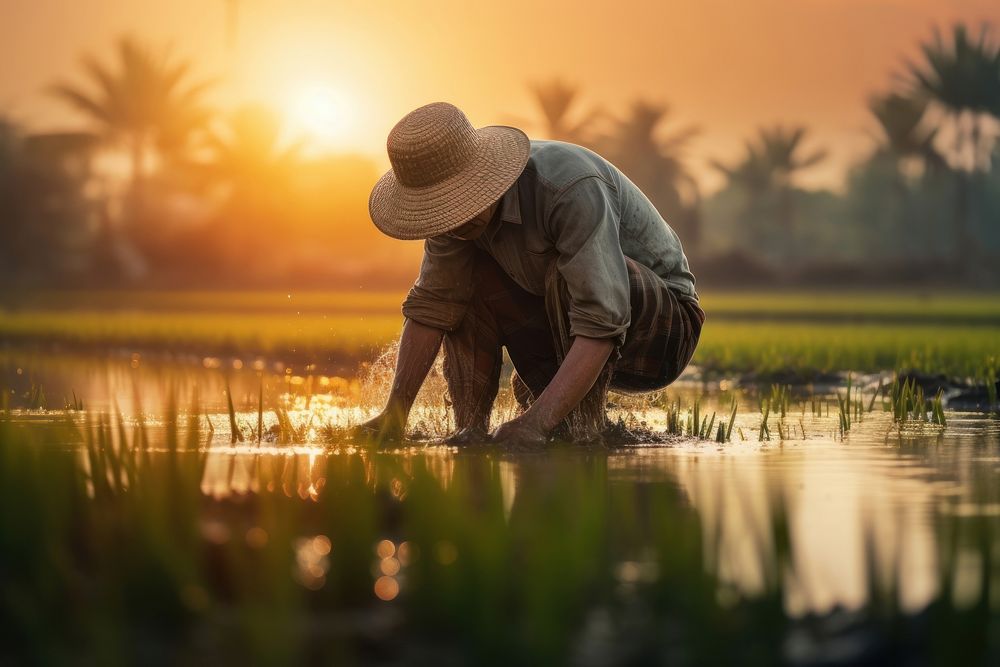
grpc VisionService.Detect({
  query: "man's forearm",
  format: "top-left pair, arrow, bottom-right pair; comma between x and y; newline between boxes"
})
520,336 -> 615,432
383,318 -> 445,423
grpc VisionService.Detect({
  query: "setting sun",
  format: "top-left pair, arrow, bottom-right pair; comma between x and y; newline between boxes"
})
285,82 -> 357,150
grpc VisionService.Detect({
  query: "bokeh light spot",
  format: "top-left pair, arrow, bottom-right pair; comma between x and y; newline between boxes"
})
374,576 -> 399,601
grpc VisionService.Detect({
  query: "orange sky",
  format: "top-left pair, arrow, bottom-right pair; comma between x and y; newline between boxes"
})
2,0 -> 999,192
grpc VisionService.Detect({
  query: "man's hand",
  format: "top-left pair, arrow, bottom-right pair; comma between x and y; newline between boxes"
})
350,411 -> 405,447
516,336 -> 616,435
352,319 -> 444,448
491,415 -> 548,448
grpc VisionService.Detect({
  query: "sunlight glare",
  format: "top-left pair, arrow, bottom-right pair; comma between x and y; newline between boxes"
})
286,82 -> 356,150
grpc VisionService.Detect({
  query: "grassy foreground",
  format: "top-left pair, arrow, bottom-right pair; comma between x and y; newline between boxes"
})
0,291 -> 998,377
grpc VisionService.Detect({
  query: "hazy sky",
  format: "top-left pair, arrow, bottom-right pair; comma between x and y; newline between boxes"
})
2,0 -> 999,191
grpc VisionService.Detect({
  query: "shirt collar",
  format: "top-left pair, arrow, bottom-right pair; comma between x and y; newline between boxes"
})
497,182 -> 522,225
477,182 -> 521,246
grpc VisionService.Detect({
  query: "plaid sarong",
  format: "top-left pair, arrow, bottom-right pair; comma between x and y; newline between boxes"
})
440,251 -> 704,433
547,256 -> 705,393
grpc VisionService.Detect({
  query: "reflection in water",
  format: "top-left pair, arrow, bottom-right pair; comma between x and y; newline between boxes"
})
626,438 -> 939,614
295,534 -> 332,590
373,539 -> 408,601
191,402 -> 998,617
201,446 -> 331,499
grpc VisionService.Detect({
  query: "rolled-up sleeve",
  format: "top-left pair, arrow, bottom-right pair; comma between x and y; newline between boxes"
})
547,176 -> 630,344
401,234 -> 476,331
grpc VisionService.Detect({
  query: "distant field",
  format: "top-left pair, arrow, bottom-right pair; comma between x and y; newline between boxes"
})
1,291 -> 997,377
0,311 -> 403,355
1,290 -> 406,315
696,320 -> 997,377
703,291 -> 1000,324
5,289 -> 1000,322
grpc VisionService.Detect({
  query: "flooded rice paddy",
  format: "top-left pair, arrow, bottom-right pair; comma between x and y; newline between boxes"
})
3,348 -> 999,664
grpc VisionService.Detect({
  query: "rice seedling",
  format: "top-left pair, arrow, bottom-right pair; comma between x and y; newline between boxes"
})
257,377 -> 264,445
759,399 -> 771,441
837,394 -> 850,433
63,390 -> 83,411
930,390 -> 947,426
837,374 -> 856,433
701,411 -> 717,439
715,399 -> 738,443
224,377 -> 244,443
215,376 -> 315,446
662,395 -> 736,442
686,397 -> 702,438
769,384 -> 790,417
664,397 -> 682,436
714,421 -> 726,442
867,377 -> 883,412
26,383 -> 45,410
886,376 -> 946,426
726,399 -> 738,439
809,394 -> 822,417
981,357 -> 998,411
888,376 -> 917,421
678,397 -> 721,440
273,406 -> 314,444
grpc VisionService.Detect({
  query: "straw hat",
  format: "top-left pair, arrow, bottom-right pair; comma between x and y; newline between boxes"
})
368,102 -> 530,240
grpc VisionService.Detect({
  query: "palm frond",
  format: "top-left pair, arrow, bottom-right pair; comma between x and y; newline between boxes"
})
46,83 -> 113,126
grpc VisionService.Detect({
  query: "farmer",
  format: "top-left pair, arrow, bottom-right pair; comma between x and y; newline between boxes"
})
356,102 -> 703,447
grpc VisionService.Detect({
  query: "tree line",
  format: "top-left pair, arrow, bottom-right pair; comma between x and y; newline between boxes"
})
1,24 -> 999,289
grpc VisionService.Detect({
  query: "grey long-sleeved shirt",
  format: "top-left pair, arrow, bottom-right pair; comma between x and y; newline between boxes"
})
401,139 -> 698,345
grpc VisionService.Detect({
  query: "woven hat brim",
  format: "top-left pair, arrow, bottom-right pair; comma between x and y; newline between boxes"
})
368,125 -> 530,240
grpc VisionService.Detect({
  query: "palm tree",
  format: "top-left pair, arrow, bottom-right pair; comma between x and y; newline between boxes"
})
712,125 -> 826,259
711,143 -> 774,194
758,126 -> 828,192
858,93 -> 947,257
714,126 -> 826,198
907,23 -> 1000,267
908,23 -> 1000,169
600,99 -> 701,246
48,35 -> 215,219
868,92 -> 945,170
508,78 -> 603,146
